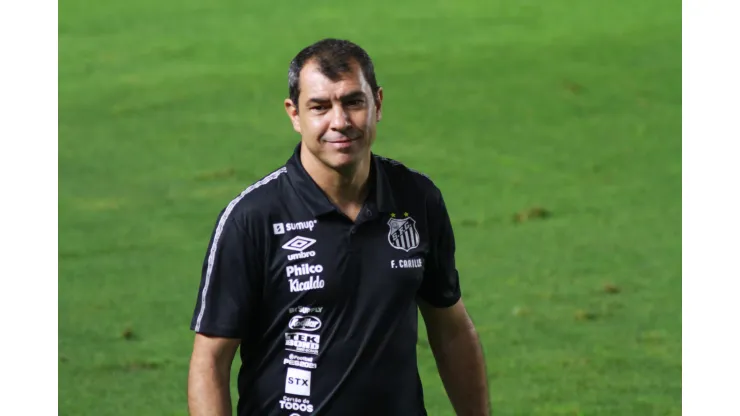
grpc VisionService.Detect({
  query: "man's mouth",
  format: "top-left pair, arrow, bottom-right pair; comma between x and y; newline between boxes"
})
322,136 -> 358,143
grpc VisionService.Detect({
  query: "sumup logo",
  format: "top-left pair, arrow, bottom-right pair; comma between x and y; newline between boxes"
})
273,220 -> 318,235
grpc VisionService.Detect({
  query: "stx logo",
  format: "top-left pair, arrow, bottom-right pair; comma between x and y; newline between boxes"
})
285,367 -> 311,396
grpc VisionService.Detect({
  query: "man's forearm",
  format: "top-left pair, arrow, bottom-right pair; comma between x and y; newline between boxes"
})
429,323 -> 490,415
188,359 -> 232,416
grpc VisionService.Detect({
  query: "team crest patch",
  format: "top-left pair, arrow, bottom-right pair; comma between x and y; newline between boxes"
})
387,215 -> 420,252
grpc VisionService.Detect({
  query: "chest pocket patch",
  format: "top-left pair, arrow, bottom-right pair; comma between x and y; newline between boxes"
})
387,215 -> 420,252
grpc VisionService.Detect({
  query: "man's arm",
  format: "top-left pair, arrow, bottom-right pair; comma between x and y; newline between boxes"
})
188,207 -> 263,414
188,333 -> 240,416
419,298 -> 490,416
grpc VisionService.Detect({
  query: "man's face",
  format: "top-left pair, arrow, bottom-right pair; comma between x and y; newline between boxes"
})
285,59 -> 383,172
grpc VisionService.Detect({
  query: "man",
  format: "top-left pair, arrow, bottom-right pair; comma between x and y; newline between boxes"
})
188,38 -> 490,415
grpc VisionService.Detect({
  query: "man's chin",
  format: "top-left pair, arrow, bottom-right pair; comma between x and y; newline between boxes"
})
322,151 -> 367,172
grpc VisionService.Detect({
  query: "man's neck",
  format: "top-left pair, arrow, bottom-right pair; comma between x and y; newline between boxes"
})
300,146 -> 372,214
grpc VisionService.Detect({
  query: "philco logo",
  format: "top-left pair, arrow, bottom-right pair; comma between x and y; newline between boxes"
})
286,263 -> 323,277
289,315 -> 322,331
273,220 -> 318,235
282,236 -> 317,261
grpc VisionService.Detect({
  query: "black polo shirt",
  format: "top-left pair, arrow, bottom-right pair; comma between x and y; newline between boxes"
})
190,143 -> 461,416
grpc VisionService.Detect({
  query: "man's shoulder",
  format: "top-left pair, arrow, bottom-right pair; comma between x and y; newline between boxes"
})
215,165 -> 289,225
374,154 -> 441,196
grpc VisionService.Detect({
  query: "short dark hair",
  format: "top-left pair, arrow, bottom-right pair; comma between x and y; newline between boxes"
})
288,38 -> 380,109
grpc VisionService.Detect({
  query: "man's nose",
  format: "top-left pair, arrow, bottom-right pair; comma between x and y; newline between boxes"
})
329,105 -> 350,130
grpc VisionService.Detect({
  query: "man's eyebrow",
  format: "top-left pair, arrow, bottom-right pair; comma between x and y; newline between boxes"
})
305,91 -> 366,104
340,91 -> 366,101
306,96 -> 329,104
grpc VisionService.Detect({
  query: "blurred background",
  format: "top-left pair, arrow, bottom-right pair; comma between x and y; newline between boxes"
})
58,1 -> 681,414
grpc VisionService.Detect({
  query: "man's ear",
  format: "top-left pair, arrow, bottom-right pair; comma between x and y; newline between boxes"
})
375,87 -> 384,122
284,98 -> 301,133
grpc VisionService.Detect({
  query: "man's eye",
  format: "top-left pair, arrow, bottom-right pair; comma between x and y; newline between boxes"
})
347,100 -> 363,106
310,106 -> 326,112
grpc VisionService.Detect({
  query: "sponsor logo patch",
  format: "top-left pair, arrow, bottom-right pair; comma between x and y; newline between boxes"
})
285,332 -> 320,355
279,396 -> 314,413
289,315 -> 322,331
286,263 -> 323,277
289,277 -> 325,293
283,353 -> 317,369
283,236 -> 317,260
273,220 -> 318,235
285,367 -> 311,396
289,305 -> 323,314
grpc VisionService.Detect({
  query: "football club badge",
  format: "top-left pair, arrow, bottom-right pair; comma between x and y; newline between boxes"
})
387,213 -> 420,252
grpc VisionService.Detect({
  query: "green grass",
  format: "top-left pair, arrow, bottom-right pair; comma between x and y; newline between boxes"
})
59,1 -> 681,414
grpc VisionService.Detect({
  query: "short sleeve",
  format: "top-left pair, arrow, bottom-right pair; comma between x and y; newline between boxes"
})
418,189 -> 462,308
190,208 -> 262,338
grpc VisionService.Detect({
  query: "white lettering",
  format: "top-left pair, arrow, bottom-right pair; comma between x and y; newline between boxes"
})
283,358 -> 317,369
287,250 -> 316,261
289,315 -> 322,331
289,276 -> 325,293
286,264 -> 324,277
285,332 -> 321,355
289,306 -> 323,314
397,258 -> 423,268
274,220 -> 318,235
279,400 -> 314,413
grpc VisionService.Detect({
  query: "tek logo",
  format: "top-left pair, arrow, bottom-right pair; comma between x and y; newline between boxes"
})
285,367 -> 311,396
285,332 -> 321,355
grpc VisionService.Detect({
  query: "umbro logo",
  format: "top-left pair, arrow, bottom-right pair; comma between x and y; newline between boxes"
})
282,236 -> 316,252
283,236 -> 317,261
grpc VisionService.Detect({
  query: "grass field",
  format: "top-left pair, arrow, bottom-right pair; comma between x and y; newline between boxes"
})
59,1 -> 682,414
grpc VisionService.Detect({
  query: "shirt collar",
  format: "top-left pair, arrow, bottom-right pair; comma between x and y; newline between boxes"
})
285,143 -> 397,218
